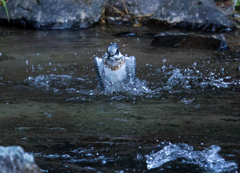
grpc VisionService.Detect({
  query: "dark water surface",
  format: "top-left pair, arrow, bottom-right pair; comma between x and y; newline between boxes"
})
0,26 -> 240,172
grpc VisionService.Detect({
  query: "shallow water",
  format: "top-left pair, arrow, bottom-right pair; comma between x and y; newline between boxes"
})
0,26 -> 240,172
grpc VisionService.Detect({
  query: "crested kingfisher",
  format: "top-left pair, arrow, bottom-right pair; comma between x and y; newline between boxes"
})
95,43 -> 136,92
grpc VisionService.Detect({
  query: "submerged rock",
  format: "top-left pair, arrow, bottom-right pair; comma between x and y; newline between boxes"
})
151,32 -> 230,51
108,0 -> 234,31
0,146 -> 41,173
0,0 -> 107,29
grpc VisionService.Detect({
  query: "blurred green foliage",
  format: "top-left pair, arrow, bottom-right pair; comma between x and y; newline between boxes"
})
1,0 -> 9,22
236,0 -> 240,7
235,0 -> 240,11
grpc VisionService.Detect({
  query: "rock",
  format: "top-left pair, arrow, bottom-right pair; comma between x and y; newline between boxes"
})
0,0 -> 107,29
108,0 -> 234,31
0,146 -> 41,173
151,32 -> 230,51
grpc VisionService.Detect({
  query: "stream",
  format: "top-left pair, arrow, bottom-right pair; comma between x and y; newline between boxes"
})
0,25 -> 240,172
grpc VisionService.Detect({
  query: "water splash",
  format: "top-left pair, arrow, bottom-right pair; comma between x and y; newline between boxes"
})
160,64 -> 240,93
165,68 -> 190,89
22,61 -> 240,100
24,74 -> 85,93
145,143 -> 238,172
199,77 -> 239,89
24,74 -> 150,97
34,153 -> 71,160
181,98 -> 194,105
101,78 -> 150,95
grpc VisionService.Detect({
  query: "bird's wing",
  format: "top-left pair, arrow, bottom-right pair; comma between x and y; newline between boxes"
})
95,57 -> 105,90
125,56 -> 136,80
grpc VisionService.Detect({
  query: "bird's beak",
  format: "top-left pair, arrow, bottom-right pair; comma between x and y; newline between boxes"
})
114,52 -> 122,60
107,52 -> 115,60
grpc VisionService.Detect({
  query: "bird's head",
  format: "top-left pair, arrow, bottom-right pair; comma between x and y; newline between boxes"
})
105,43 -> 123,61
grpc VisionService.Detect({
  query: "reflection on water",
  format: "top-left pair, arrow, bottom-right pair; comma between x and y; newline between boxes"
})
0,26 -> 240,172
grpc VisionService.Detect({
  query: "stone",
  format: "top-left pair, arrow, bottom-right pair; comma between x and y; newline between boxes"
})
0,0 -> 107,29
108,0 -> 234,31
151,32 -> 230,51
0,146 -> 41,173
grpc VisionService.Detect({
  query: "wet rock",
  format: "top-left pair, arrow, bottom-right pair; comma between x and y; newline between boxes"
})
108,0 -> 234,31
151,32 -> 230,51
0,146 -> 41,173
0,0 -> 107,29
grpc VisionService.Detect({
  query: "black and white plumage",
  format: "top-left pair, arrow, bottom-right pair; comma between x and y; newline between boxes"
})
95,43 -> 137,92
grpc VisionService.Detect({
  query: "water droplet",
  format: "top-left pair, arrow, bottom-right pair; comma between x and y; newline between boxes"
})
44,112 -> 52,118
163,58 -> 166,64
28,76 -> 33,80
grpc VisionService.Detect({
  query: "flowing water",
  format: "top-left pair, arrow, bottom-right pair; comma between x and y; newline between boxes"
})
0,26 -> 240,172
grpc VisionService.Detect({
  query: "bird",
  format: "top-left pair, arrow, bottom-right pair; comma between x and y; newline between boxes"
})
95,43 -> 136,92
